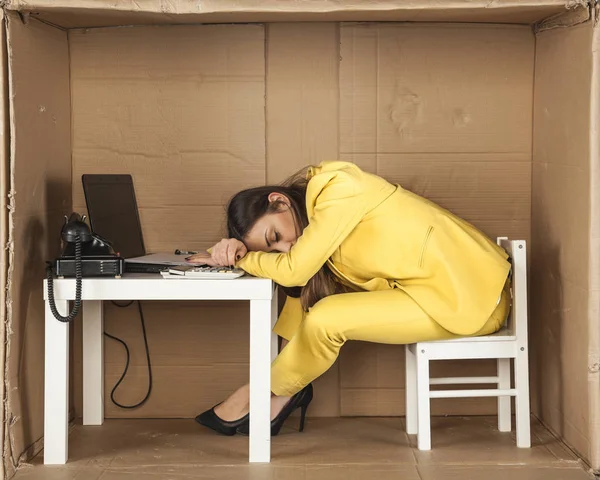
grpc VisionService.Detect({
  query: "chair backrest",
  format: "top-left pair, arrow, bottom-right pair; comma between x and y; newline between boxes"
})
497,237 -> 528,345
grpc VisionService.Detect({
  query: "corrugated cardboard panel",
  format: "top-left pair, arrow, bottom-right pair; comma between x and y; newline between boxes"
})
266,23 -> 339,184
340,343 -> 497,389
339,342 -> 497,416
136,207 -> 227,253
532,21 -> 593,461
74,302 -> 252,367
266,23 -> 341,416
69,24 -> 266,420
4,13 -> 72,477
5,0 -> 571,28
341,389 -> 496,417
69,25 -> 265,252
70,25 -> 266,208
341,24 -> 534,156
589,12 -> 600,474
339,23 -> 534,416
73,302 -> 253,418
378,153 -> 531,226
0,10 -> 8,480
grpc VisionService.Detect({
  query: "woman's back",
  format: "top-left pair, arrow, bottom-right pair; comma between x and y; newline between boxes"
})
241,161 -> 511,335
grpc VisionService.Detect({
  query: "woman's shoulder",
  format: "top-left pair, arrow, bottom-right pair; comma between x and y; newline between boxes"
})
307,160 -> 361,179
306,160 -> 395,208
306,161 -> 364,199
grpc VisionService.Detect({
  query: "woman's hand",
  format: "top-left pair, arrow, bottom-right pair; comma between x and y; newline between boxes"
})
185,252 -> 218,266
203,238 -> 248,267
212,238 -> 248,266
186,239 -> 248,267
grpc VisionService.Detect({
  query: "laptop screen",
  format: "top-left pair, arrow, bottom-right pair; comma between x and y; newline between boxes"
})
82,174 -> 146,259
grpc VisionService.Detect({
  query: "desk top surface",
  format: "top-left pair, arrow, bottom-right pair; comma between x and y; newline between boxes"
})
43,274 -> 275,301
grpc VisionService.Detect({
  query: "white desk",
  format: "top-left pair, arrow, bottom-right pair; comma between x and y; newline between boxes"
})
43,274 -> 277,464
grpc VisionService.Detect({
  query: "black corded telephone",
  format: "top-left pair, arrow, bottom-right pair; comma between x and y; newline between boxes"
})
46,213 -> 150,409
46,212 -> 124,323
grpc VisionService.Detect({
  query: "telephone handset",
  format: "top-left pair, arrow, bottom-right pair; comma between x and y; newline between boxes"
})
46,212 -> 124,323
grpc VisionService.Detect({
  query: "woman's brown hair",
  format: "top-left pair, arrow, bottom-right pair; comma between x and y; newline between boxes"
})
226,167 -> 347,310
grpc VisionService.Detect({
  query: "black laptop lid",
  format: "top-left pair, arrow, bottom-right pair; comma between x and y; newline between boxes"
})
82,174 -> 146,259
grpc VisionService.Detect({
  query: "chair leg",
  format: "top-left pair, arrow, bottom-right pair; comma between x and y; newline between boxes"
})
514,346 -> 531,448
416,348 -> 431,450
405,345 -> 418,435
497,358 -> 511,432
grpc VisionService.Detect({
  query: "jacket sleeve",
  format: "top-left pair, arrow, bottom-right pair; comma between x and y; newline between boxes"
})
236,172 -> 366,287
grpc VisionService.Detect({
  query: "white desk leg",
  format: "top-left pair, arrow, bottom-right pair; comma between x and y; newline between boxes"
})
249,298 -> 272,463
44,300 -> 70,465
83,301 -> 104,425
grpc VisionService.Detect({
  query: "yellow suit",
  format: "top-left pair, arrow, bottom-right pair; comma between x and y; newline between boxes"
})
237,161 -> 511,396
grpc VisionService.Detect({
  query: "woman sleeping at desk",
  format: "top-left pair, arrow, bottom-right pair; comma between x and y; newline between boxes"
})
186,160 -> 511,437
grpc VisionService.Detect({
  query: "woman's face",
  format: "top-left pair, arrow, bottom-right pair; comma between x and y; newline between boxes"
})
244,193 -> 299,253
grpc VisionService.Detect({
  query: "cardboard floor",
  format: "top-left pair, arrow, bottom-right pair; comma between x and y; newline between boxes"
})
10,416 -> 594,479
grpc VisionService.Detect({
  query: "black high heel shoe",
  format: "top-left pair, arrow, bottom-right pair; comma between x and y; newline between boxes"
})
236,383 -> 313,436
195,405 -> 249,436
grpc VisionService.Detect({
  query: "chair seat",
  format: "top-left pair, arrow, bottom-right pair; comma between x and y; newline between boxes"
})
406,238 -> 530,451
417,327 -> 516,344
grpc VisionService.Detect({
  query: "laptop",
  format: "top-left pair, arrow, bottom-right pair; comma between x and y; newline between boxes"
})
82,174 -> 195,274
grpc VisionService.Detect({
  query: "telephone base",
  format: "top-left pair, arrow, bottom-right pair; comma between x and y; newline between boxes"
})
54,255 -> 125,278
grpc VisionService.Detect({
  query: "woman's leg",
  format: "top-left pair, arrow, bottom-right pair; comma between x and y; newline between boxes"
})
271,286 -> 510,396
213,295 -> 303,421
213,285 -> 509,420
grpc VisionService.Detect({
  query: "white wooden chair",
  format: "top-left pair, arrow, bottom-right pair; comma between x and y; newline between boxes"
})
405,237 -> 530,450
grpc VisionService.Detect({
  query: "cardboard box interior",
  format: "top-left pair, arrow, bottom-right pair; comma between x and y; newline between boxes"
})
1,0 -> 599,478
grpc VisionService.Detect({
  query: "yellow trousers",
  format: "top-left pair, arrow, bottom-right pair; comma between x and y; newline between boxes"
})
271,281 -> 511,396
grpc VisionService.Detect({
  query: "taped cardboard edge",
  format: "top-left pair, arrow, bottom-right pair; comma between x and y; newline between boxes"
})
0,0 -> 580,29
3,12 -> 17,479
588,5 -> 600,473
534,1 -> 592,33
1,0 -> 576,15
0,8 -> 7,480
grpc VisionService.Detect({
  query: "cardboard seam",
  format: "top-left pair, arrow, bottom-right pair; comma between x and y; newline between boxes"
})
2,11 -> 16,477
0,8 -> 7,480
335,22 -> 342,417
263,23 -> 268,185
588,5 -> 600,473
2,0 -> 579,14
19,12 -> 66,32
534,2 -> 593,33
533,415 -> 593,471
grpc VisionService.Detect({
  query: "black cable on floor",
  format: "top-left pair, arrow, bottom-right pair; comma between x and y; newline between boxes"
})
104,300 -> 152,409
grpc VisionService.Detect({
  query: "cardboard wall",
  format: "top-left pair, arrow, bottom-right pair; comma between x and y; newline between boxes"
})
0,10 -> 8,480
4,14 -> 72,478
65,22 -> 535,420
4,0 -> 570,28
3,2 -> 597,473
266,23 -> 341,416
69,24 -> 267,418
589,13 -> 600,472
337,23 -> 534,415
531,20 -> 593,462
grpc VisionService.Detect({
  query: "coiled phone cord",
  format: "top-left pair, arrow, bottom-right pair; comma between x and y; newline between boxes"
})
46,238 -> 152,409
46,235 -> 83,323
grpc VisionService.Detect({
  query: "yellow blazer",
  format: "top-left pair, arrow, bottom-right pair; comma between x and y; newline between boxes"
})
237,161 -> 511,335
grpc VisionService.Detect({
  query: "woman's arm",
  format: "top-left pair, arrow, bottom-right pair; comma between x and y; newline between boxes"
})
237,173 -> 366,287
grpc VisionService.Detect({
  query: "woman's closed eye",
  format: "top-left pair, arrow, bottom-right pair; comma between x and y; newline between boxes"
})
265,231 -> 280,249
